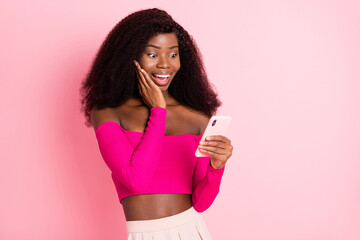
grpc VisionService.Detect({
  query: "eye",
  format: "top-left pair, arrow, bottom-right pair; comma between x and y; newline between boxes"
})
148,53 -> 157,58
169,53 -> 178,58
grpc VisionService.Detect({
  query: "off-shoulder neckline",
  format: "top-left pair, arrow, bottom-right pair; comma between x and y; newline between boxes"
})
96,121 -> 203,137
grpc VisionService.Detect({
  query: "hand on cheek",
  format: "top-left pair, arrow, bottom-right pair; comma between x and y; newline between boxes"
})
134,60 -> 166,109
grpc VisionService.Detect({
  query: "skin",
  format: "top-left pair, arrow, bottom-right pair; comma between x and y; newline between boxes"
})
91,33 -> 233,221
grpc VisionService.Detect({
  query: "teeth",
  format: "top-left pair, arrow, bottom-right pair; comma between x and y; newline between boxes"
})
154,74 -> 170,78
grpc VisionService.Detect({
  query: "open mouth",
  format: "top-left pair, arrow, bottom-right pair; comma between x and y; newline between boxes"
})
152,73 -> 171,86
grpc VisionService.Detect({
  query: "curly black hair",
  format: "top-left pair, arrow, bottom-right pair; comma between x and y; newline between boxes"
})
80,8 -> 222,127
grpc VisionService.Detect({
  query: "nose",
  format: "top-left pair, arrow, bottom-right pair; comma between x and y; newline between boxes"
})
156,55 -> 169,69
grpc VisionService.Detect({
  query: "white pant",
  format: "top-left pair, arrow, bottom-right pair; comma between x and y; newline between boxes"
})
126,207 -> 212,240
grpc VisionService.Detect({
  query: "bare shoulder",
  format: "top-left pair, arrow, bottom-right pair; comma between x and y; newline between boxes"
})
90,106 -> 120,131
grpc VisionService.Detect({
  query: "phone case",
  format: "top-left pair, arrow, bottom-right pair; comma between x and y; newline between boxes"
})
195,116 -> 232,157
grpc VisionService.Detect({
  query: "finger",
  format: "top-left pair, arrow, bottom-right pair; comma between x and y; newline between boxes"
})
137,73 -> 148,97
135,68 -> 142,84
140,69 -> 153,87
198,145 -> 230,155
199,148 -> 228,161
137,82 -> 151,105
199,140 -> 228,149
138,69 -> 150,89
134,62 -> 142,81
137,82 -> 144,95
134,61 -> 150,89
204,135 -> 231,143
136,71 -> 146,90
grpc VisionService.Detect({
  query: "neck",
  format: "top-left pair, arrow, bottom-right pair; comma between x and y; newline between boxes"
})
162,90 -> 171,103
162,90 -> 178,106
131,90 -> 178,107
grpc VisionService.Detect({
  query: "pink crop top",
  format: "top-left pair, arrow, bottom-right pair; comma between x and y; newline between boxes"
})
95,107 -> 225,212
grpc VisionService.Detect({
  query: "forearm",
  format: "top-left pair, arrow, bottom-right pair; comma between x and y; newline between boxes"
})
192,162 -> 225,212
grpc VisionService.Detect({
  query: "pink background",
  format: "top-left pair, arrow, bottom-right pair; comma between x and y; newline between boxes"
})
1,0 -> 359,239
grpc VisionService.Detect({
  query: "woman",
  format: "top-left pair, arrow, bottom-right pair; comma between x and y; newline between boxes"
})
80,8 -> 233,239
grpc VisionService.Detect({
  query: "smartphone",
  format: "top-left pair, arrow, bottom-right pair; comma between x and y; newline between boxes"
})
195,116 -> 232,157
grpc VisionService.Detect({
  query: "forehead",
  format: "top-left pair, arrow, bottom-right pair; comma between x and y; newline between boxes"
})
146,33 -> 178,46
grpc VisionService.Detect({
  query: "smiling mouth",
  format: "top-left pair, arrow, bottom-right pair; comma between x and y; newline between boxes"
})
152,73 -> 171,86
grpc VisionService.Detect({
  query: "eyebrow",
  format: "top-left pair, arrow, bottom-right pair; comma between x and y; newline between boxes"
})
146,44 -> 179,49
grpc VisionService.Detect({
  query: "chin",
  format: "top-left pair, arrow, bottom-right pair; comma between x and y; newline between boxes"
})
155,80 -> 172,91
159,85 -> 170,92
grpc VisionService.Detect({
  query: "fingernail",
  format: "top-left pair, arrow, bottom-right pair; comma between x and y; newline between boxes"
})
206,137 -> 211,140
200,141 -> 205,145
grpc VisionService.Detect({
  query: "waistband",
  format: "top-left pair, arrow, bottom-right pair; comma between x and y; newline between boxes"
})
126,207 -> 200,232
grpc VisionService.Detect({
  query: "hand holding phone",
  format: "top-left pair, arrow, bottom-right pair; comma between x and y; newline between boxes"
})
195,116 -> 232,157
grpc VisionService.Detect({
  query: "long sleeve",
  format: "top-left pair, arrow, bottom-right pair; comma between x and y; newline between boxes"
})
95,107 -> 167,192
192,158 -> 225,212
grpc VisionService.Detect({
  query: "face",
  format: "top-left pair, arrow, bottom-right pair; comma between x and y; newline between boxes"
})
138,33 -> 180,91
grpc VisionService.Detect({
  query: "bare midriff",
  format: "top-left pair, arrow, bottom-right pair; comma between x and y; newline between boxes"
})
121,194 -> 192,221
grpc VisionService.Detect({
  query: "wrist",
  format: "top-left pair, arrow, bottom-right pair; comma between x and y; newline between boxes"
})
153,105 -> 166,110
151,106 -> 167,113
209,160 -> 225,170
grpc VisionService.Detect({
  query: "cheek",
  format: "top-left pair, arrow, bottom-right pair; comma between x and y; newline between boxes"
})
174,61 -> 181,72
138,59 -> 153,71
138,57 -> 146,66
